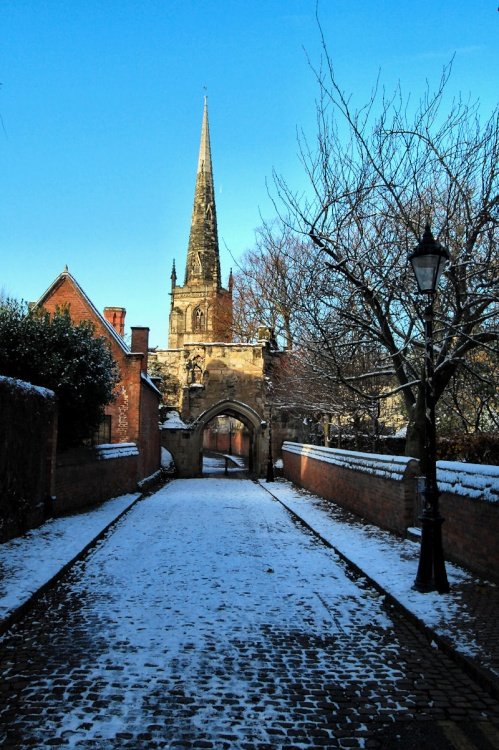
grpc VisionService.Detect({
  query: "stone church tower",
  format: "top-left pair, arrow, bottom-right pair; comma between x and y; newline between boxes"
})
168,98 -> 233,348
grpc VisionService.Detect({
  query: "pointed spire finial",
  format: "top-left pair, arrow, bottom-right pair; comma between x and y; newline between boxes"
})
64,264 -> 69,273
184,98 -> 221,287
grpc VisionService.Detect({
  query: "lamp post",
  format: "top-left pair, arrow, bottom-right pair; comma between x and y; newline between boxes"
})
266,405 -> 275,482
408,223 -> 450,594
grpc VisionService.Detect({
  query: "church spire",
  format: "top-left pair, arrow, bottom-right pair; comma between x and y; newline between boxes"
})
185,97 -> 221,287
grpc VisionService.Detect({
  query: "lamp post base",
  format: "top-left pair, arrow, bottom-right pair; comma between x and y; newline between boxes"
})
414,513 -> 449,594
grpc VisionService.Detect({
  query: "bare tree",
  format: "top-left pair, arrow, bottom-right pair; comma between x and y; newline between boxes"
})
232,221 -> 319,349
273,47 -> 499,464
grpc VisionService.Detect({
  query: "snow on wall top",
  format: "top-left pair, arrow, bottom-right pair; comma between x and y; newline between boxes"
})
282,442 -> 417,481
0,375 -> 55,399
95,443 -> 139,460
437,461 -> 499,504
161,411 -> 190,430
282,441 -> 499,504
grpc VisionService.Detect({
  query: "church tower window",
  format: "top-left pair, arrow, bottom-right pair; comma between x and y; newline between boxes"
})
193,306 -> 205,332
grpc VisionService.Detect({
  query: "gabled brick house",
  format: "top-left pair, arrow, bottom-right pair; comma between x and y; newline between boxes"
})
37,268 -> 161,481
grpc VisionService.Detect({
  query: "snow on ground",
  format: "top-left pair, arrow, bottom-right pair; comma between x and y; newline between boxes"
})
0,477 -> 495,747
261,479 -> 482,659
161,446 -> 175,470
0,493 -> 139,623
202,454 -> 247,474
2,479 -> 417,747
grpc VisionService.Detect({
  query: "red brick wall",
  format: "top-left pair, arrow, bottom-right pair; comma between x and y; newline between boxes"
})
283,443 -> 499,582
41,275 -> 145,446
138,380 -> 161,479
55,447 -> 138,514
131,327 -> 149,372
0,377 -> 57,541
439,493 -> 498,582
283,449 -> 415,535
203,430 -> 250,456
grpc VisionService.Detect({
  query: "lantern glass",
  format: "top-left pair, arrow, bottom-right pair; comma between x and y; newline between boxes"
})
410,253 -> 446,293
408,224 -> 449,294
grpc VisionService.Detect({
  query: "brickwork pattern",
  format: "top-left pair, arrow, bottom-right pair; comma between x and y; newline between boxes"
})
283,447 -> 499,582
0,378 -> 56,541
440,492 -> 498,582
283,450 -> 414,535
54,449 -> 138,514
39,271 -> 161,490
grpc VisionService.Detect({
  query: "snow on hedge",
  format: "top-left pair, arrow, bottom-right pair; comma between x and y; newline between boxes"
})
437,461 -> 499,504
0,374 -> 54,399
282,441 -> 417,481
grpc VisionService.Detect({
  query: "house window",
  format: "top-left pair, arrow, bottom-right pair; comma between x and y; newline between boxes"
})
93,415 -> 112,445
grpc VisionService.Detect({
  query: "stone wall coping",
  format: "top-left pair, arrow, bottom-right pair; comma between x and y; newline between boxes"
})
95,443 -> 139,460
282,442 -> 419,481
154,343 -> 267,353
437,460 -> 499,504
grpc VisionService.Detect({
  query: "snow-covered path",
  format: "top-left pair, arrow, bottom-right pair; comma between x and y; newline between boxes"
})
0,479 -> 496,749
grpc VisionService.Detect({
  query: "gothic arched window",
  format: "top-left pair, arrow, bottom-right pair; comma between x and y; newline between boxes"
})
193,307 -> 205,332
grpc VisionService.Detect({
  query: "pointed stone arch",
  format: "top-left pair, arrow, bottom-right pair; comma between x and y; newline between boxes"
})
192,399 -> 266,476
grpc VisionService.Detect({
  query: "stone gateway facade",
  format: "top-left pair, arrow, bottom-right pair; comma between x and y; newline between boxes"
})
150,99 -> 288,477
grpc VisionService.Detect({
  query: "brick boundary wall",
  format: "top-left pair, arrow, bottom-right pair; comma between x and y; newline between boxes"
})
437,461 -> 499,581
282,442 -> 499,582
282,442 -> 419,535
54,444 -> 139,515
0,376 -> 57,542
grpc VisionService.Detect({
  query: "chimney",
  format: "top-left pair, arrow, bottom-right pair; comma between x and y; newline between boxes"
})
104,307 -> 126,337
131,327 -> 150,373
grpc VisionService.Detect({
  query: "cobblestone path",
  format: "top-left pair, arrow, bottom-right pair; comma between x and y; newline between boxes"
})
1,479 -> 498,749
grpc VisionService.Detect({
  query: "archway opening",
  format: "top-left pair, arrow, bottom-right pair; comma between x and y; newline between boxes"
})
193,399 -> 265,478
202,414 -> 250,476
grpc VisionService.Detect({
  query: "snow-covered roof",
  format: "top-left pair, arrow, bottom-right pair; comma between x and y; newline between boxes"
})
140,371 -> 161,396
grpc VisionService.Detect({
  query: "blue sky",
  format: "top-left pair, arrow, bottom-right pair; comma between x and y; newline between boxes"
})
1,1 -> 497,348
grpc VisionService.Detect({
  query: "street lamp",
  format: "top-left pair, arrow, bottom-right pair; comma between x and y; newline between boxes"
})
409,223 -> 449,594
266,405 -> 275,482
408,223 -> 450,594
